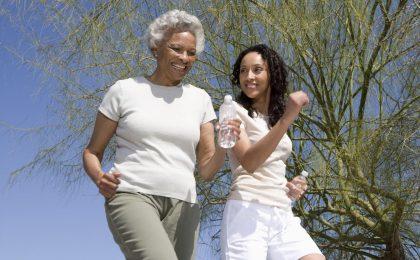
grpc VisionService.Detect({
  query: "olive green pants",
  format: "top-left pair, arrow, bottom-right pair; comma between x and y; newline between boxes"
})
105,192 -> 200,260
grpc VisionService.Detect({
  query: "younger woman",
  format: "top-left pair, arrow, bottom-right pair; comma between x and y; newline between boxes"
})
220,44 -> 324,260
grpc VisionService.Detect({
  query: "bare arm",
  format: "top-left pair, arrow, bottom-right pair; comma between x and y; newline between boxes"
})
232,91 -> 309,173
196,120 -> 241,181
82,112 -> 120,198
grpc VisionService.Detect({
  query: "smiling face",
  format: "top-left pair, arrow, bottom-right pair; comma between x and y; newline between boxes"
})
152,31 -> 197,86
239,52 -> 270,107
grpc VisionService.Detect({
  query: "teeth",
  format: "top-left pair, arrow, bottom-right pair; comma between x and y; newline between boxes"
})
172,64 -> 186,70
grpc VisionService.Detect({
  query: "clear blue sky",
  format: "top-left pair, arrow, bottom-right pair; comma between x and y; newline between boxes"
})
0,13 -> 124,260
0,7 -> 217,260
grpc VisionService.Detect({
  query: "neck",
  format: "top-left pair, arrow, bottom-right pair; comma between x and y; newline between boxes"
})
252,88 -> 270,115
148,69 -> 180,86
252,100 -> 268,115
252,93 -> 268,115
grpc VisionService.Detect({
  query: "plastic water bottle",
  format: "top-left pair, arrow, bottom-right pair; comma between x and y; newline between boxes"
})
295,170 -> 309,189
290,170 -> 309,202
218,95 -> 237,148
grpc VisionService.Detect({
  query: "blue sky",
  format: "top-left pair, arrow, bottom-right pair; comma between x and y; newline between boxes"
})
0,14 -> 125,260
0,7 -> 218,260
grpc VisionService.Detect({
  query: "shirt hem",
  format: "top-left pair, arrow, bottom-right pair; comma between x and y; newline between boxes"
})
117,186 -> 197,204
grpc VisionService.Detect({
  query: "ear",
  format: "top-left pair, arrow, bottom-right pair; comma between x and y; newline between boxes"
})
151,47 -> 158,58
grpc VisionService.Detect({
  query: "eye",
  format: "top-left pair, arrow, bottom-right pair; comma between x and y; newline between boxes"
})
187,50 -> 196,56
169,46 -> 182,53
240,68 -> 247,73
254,67 -> 263,73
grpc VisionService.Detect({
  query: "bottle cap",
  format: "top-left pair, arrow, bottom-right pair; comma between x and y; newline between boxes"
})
224,95 -> 233,103
301,170 -> 309,177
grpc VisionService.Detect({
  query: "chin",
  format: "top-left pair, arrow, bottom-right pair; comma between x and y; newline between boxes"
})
168,73 -> 185,81
243,91 -> 258,99
172,70 -> 189,79
176,74 -> 187,81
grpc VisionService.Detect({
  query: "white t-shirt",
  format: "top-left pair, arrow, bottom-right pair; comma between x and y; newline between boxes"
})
227,102 -> 293,210
99,77 -> 216,203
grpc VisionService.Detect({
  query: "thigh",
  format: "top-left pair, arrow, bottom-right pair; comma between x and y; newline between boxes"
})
268,214 -> 322,260
105,192 -> 177,260
163,200 -> 201,260
220,200 -> 268,260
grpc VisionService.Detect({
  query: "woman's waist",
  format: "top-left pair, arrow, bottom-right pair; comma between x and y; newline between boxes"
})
230,175 -> 288,192
109,164 -> 196,186
228,188 -> 292,211
232,166 -> 287,183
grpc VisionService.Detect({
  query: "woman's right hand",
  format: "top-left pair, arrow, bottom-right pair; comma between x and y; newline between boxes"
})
215,119 -> 242,144
286,176 -> 308,200
283,91 -> 309,123
97,172 -> 121,199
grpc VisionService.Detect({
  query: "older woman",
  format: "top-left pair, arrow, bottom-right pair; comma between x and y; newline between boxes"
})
83,10 -> 240,260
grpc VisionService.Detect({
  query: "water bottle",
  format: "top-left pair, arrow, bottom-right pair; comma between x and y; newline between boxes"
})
290,170 -> 309,202
295,170 -> 309,189
218,95 -> 237,148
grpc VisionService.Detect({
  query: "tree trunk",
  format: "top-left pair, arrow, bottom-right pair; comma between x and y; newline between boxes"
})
383,228 -> 405,260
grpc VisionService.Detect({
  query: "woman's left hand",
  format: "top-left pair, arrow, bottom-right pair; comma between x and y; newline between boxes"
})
286,176 -> 308,200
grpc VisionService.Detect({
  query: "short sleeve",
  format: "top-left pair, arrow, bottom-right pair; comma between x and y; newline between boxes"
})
98,81 -> 122,122
201,91 -> 217,124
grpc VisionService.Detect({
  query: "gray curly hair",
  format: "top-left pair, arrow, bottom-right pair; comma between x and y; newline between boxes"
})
146,10 -> 205,54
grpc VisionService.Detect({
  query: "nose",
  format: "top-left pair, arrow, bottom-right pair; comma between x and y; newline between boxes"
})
179,51 -> 189,63
246,70 -> 255,80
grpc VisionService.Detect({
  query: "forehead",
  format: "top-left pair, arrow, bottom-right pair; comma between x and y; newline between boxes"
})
165,31 -> 196,48
240,52 -> 266,66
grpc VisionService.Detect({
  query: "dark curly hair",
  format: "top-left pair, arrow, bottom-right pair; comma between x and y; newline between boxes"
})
231,44 -> 288,128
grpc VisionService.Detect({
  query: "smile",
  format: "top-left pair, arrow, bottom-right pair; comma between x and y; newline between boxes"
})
171,63 -> 187,71
245,83 -> 257,89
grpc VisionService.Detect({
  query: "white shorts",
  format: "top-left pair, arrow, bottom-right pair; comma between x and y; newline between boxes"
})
220,200 -> 322,260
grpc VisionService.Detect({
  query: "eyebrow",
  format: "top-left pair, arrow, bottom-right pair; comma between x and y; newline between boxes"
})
240,63 -> 265,68
168,43 -> 196,51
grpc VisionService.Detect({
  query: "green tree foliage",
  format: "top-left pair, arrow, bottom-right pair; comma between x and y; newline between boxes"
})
2,0 -> 418,258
